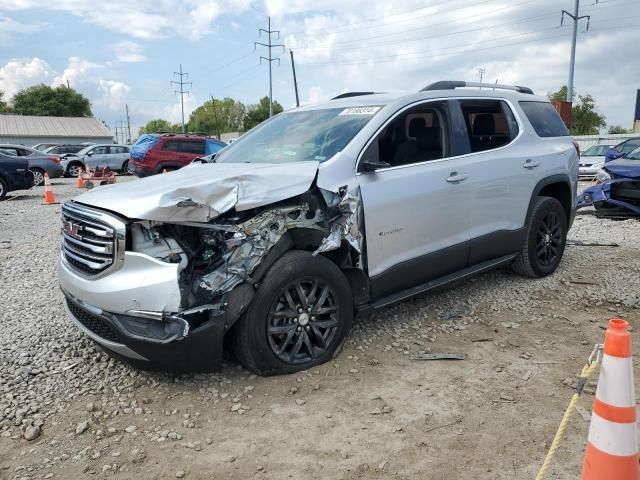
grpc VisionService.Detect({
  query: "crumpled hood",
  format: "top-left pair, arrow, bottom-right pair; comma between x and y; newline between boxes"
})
74,161 -> 320,222
605,159 -> 640,179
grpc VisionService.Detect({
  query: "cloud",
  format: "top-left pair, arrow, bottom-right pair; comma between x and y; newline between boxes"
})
161,94 -> 199,124
0,57 -> 55,98
0,0 -> 253,40
0,56 -> 131,112
108,40 -> 146,63
0,15 -> 47,45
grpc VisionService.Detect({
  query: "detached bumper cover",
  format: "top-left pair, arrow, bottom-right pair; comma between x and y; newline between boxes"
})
577,178 -> 640,215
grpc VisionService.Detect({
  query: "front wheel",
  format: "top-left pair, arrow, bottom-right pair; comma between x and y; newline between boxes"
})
512,196 -> 567,278
232,250 -> 353,376
121,160 -> 128,174
67,163 -> 83,177
0,177 -> 7,201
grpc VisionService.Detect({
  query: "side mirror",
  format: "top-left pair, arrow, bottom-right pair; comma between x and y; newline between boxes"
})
86,152 -> 93,157
360,157 -> 391,172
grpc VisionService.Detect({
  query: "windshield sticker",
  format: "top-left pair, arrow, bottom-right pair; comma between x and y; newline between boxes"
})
338,106 -> 381,116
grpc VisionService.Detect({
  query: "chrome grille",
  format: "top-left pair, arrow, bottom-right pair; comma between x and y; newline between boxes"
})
61,203 -> 126,278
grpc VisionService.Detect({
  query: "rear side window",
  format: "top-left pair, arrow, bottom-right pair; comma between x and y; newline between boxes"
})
459,99 -> 518,153
162,140 -> 180,151
519,101 -> 570,137
110,146 -> 127,154
180,141 -> 205,155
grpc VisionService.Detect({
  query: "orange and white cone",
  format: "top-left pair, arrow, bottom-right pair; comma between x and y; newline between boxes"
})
43,172 -> 58,204
582,319 -> 639,480
76,168 -> 84,188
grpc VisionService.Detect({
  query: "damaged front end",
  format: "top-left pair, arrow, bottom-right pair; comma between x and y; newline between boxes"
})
577,162 -> 640,219
59,176 -> 365,371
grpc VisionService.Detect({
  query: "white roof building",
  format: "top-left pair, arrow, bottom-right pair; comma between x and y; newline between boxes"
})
0,114 -> 114,147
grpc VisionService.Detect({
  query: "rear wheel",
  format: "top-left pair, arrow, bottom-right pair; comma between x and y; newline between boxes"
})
232,250 -> 353,376
0,177 -> 7,201
513,196 -> 567,278
121,160 -> 129,174
30,169 -> 44,186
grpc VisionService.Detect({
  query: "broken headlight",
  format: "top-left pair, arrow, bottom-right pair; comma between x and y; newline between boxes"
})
595,168 -> 611,184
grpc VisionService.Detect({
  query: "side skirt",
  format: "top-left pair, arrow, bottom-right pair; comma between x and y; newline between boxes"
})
364,253 -> 517,310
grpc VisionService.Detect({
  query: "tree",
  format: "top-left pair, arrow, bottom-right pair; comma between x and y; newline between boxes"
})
188,97 -> 246,137
138,119 -> 181,136
0,91 -> 10,113
12,84 -> 92,116
608,125 -> 630,134
548,86 -> 606,135
244,96 -> 283,131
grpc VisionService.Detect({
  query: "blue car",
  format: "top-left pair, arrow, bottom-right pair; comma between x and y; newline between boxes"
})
578,146 -> 640,217
605,137 -> 640,162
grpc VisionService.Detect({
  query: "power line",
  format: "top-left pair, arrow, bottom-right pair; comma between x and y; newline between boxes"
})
255,17 -> 284,117
171,64 -> 192,133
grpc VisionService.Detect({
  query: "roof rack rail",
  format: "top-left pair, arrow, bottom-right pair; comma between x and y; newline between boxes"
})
331,91 -> 377,100
421,81 -> 534,95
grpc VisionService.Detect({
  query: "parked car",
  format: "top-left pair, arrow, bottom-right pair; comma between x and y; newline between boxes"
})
32,143 -> 59,151
578,146 -> 640,217
578,144 -> 615,178
605,137 -> 640,162
0,153 -> 34,200
60,144 -> 130,177
129,134 -> 226,177
0,144 -> 64,185
43,144 -> 85,155
58,80 -> 577,375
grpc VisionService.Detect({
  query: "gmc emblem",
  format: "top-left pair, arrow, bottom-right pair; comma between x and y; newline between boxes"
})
62,220 -> 83,239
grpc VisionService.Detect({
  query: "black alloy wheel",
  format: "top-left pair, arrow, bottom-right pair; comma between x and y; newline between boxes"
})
267,279 -> 340,365
535,211 -> 562,267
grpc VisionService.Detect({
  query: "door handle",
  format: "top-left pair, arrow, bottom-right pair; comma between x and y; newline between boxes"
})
446,172 -> 468,183
523,159 -> 541,169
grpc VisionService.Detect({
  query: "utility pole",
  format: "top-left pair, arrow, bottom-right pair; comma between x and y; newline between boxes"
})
66,79 -> 70,89
290,49 -> 300,107
209,94 -> 221,140
171,64 -> 192,133
477,67 -> 485,90
125,104 -> 132,144
561,0 -> 592,103
255,17 -> 284,117
115,117 -> 126,144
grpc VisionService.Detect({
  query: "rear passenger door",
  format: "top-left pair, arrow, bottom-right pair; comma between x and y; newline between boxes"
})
107,146 -> 129,170
357,101 -> 472,300
177,140 -> 205,165
452,99 -> 542,265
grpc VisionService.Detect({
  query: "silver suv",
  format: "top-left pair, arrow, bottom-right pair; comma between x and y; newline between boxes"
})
58,81 -> 578,375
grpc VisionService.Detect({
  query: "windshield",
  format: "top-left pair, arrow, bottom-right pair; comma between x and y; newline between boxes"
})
627,147 -> 640,160
582,145 -> 611,156
215,106 -> 381,164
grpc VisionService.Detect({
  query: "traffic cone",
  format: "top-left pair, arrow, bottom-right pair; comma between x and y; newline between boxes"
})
76,168 -> 84,188
43,172 -> 58,205
582,319 -> 639,480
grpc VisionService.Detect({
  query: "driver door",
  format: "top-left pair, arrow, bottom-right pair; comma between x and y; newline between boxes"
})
85,146 -> 109,169
356,101 -> 471,300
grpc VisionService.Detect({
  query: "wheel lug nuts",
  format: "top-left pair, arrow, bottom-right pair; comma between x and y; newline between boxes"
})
311,316 -> 315,320
307,307 -> 312,312
305,326 -> 310,331
297,327 -> 301,332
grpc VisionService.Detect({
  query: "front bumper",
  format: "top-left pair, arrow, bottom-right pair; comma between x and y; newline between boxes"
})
129,160 -> 154,178
577,179 -> 640,216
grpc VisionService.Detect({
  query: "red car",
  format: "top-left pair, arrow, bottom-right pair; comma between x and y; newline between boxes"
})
129,134 -> 226,177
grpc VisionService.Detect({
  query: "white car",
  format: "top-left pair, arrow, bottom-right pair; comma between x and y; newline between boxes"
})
578,144 -> 614,178
60,144 -> 130,177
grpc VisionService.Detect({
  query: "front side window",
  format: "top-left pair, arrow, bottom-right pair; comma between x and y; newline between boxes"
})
215,106 -> 381,164
91,146 -> 108,155
359,102 -> 450,170
620,139 -> 640,154
626,147 -> 640,160
162,140 -> 180,152
459,100 -> 518,153
519,101 -> 570,137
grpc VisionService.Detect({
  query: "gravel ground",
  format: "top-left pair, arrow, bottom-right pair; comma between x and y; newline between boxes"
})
1,178 -> 639,479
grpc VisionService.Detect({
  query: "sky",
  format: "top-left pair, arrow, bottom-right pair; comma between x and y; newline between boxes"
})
0,0 -> 638,137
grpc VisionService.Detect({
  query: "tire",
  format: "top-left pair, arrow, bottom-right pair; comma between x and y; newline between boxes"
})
66,162 -> 83,177
30,168 -> 45,186
0,177 -> 7,201
121,160 -> 129,174
232,250 -> 353,376
512,196 -> 567,278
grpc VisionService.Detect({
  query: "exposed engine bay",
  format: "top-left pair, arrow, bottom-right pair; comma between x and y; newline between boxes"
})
128,185 -> 364,319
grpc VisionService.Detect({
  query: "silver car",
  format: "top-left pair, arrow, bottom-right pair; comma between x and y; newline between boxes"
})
578,144 -> 614,178
58,81 -> 577,375
61,144 -> 130,177
0,144 -> 64,185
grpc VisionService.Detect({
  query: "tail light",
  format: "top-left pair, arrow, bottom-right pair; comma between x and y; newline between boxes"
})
48,156 -> 60,163
572,141 -> 580,157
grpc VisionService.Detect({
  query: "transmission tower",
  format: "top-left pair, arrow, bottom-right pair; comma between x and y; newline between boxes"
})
561,0 -> 594,102
255,17 -> 284,117
171,64 -> 192,133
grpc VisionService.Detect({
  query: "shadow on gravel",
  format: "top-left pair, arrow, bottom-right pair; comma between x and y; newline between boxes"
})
5,194 -> 41,201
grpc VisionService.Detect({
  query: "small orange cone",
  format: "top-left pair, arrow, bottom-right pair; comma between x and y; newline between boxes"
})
43,172 -> 58,204
76,168 -> 85,188
582,319 -> 639,480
